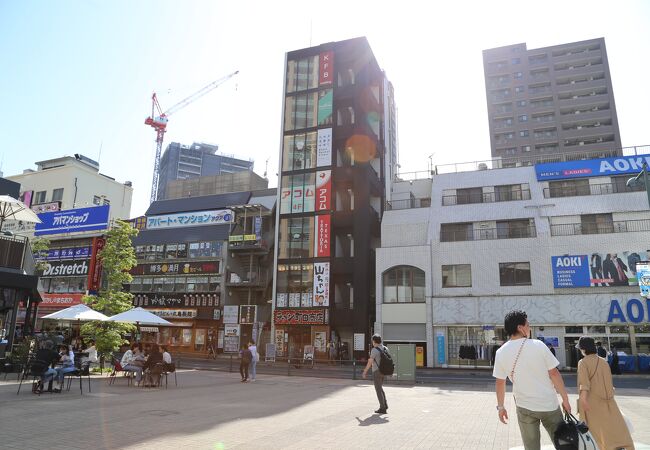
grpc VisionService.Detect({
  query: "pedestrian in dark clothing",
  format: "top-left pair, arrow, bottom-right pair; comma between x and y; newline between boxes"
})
239,344 -> 252,382
610,347 -> 622,375
362,334 -> 388,414
596,341 -> 607,359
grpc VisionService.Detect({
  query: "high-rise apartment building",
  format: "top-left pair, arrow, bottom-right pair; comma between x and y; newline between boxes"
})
272,37 -> 396,360
483,38 -> 622,165
157,142 -> 254,200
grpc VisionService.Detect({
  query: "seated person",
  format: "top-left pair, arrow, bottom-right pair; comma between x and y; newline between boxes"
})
161,346 -> 172,365
120,343 -> 143,385
142,344 -> 163,386
81,340 -> 98,365
33,340 -> 60,393
54,345 -> 76,393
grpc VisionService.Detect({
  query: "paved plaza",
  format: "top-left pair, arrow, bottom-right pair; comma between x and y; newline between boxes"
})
1,369 -> 648,450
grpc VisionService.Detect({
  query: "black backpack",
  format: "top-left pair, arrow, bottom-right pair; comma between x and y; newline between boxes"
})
378,346 -> 395,376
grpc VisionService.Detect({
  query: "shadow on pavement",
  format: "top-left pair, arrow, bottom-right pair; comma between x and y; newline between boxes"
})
355,415 -> 389,426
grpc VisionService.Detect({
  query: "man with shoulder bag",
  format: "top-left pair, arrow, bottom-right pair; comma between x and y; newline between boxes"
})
493,310 -> 571,450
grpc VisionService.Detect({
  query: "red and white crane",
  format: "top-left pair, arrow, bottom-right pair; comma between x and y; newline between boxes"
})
145,70 -> 239,203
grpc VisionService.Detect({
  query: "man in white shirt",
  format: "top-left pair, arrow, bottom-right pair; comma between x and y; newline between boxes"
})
248,341 -> 258,381
493,310 -> 571,450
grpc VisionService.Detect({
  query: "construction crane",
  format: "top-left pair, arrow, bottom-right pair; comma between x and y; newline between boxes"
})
145,70 -> 239,203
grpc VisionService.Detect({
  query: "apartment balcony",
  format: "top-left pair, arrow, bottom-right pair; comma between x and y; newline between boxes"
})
544,182 -> 643,198
386,197 -> 431,210
442,190 -> 531,206
440,225 -> 536,242
225,271 -> 268,288
557,93 -> 610,109
561,125 -> 614,140
550,219 -> 650,237
556,77 -> 606,93
552,48 -> 602,64
228,236 -> 269,252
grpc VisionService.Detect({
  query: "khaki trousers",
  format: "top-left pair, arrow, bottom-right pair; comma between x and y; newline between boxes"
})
516,406 -> 563,450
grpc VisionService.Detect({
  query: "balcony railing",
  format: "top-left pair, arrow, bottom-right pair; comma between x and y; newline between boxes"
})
544,182 -> 644,198
385,198 -> 431,210
550,219 -> 650,236
225,271 -> 268,287
228,236 -> 269,251
442,189 -> 531,206
440,225 -> 536,242
0,234 -> 28,270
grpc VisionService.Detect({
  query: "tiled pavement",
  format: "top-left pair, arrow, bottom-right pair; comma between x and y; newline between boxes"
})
0,370 -> 648,450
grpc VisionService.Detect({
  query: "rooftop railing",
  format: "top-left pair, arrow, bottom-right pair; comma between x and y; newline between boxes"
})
543,182 -> 644,198
442,189 -> 531,206
440,225 -> 537,242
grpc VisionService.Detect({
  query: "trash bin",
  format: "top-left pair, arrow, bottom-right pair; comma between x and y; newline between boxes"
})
638,355 -> 650,372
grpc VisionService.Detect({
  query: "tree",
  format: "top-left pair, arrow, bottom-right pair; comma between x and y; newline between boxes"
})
31,236 -> 51,272
81,220 -> 139,359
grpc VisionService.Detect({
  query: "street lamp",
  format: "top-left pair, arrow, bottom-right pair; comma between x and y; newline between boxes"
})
626,162 -> 650,208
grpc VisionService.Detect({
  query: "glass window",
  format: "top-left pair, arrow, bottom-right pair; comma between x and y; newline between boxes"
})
209,276 -> 220,292
187,277 -> 197,292
442,265 -> 471,287
286,56 -> 319,93
515,85 -> 525,93
565,326 -> 584,334
517,100 -> 527,107
38,278 -> 51,292
280,173 -> 315,214
141,278 -> 152,292
440,223 -> 473,242
188,243 -> 201,259
519,130 -> 529,137
177,244 -> 187,258
196,276 -> 209,292
195,329 -> 207,351
153,278 -> 164,292
68,276 -> 87,293
586,326 -> 606,334
514,71 -> 523,78
499,262 -> 531,286
51,278 -> 69,293
165,244 -> 177,259
174,277 -> 186,292
282,132 -> 317,172
518,114 -> 528,122
182,329 -> 192,345
275,263 -> 313,300
581,213 -> 614,234
382,266 -> 425,303
163,278 -> 175,292
278,217 -> 314,259
34,191 -> 47,204
130,278 -> 142,292
93,195 -> 101,205
284,92 -> 319,131
52,188 -> 64,202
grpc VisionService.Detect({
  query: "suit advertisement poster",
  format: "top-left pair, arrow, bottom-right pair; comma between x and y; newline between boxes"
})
552,251 -> 649,288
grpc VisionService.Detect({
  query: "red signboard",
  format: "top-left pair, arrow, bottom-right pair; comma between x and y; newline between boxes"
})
319,51 -> 333,85
274,309 -> 327,325
88,237 -> 106,291
40,293 -> 84,307
316,170 -> 331,211
315,215 -> 331,257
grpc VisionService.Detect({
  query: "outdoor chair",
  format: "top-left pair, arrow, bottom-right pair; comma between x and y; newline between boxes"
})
16,359 -> 48,395
161,362 -> 178,388
108,357 -> 133,386
66,360 -> 91,394
143,362 -> 164,388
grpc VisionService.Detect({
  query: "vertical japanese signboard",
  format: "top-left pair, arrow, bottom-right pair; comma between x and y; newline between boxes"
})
316,170 -> 331,211
314,215 -> 331,257
313,262 -> 330,306
319,51 -> 333,85
254,216 -> 262,240
88,237 -> 106,292
317,128 -> 332,167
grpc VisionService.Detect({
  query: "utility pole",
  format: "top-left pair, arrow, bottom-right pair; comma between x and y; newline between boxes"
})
626,162 -> 650,208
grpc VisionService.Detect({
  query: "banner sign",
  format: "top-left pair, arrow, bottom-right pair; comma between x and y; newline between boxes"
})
88,237 -> 105,292
224,324 -> 240,336
301,292 -> 313,308
276,293 -> 287,308
319,51 -> 333,85
223,305 -> 239,324
314,215 -> 331,257
40,293 -> 84,307
436,333 -> 446,365
636,261 -> 650,297
313,262 -> 330,306
129,216 -> 147,231
37,247 -> 91,261
552,251 -> 648,288
317,128 -> 332,167
31,202 -> 60,214
317,89 -> 333,126
535,154 -> 650,181
130,261 -> 220,275
133,293 -> 220,308
254,216 -> 262,240
149,309 -> 197,319
42,260 -> 90,277
239,305 -> 256,324
274,309 -> 327,325
316,170 -> 331,211
146,209 -> 234,230
35,205 -> 110,236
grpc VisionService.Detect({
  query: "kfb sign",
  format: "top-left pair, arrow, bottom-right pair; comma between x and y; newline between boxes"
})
608,298 -> 650,323
146,209 -> 234,230
35,205 -> 110,236
551,255 -> 590,288
535,154 -> 650,181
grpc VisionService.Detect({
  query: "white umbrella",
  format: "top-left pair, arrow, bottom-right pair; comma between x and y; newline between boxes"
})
41,304 -> 109,321
0,195 -> 42,231
107,307 -> 173,326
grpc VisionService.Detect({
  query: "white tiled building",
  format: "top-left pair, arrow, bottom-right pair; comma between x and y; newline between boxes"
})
377,149 -> 650,370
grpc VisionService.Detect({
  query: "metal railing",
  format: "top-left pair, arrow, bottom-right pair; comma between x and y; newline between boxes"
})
543,182 -> 644,198
550,219 -> 650,236
225,272 -> 268,287
0,234 -> 28,270
385,198 -> 431,210
442,189 -> 531,206
440,225 -> 537,242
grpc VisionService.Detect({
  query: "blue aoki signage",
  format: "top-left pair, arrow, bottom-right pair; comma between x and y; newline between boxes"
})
535,154 -> 650,181
551,255 -> 590,288
607,298 -> 650,323
35,205 -> 110,236
146,209 -> 234,229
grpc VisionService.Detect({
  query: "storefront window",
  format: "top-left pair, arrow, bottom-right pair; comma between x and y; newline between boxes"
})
278,217 -> 314,258
153,278 -> 164,293
163,278 -> 174,292
276,264 -> 313,307
282,132 -> 317,172
38,278 -> 51,292
174,277 -> 186,292
447,326 -> 505,367
170,328 -> 182,345
635,324 -> 650,334
182,329 -> 192,345
188,243 -> 200,259
586,326 -> 606,334
141,278 -> 152,292
195,329 -> 206,351
177,244 -> 187,258
209,276 -> 220,292
67,276 -> 87,293
130,278 -> 142,292
51,278 -> 69,293
165,244 -> 177,259
159,328 -> 170,345
382,266 -> 425,303
609,325 -> 628,334
565,326 -> 583,334
195,276 -> 209,292
186,277 -> 197,292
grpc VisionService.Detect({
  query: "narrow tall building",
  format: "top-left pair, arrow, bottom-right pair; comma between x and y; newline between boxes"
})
272,37 -> 396,360
157,142 -> 254,200
483,38 -> 622,166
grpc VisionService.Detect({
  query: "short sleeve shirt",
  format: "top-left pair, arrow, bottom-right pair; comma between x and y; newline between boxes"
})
370,346 -> 384,373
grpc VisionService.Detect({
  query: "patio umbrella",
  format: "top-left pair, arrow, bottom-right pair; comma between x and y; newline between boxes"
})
41,304 -> 109,321
107,307 -> 173,326
0,195 -> 41,231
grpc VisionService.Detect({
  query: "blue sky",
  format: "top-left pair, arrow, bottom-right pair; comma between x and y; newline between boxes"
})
2,1 -> 649,216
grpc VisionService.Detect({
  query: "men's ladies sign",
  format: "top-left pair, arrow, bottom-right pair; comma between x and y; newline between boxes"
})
551,252 -> 646,288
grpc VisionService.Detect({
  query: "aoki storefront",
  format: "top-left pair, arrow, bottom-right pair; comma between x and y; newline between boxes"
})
431,294 -> 650,370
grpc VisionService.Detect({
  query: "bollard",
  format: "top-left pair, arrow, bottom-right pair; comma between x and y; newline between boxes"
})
352,360 -> 356,380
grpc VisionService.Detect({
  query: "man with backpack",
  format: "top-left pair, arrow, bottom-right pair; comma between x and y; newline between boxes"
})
362,334 -> 392,415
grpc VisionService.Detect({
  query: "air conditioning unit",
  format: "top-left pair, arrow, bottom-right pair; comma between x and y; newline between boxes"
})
577,126 -> 582,130
479,222 -> 491,228
579,141 -> 585,146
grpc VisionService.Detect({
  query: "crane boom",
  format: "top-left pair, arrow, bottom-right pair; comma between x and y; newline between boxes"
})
145,71 -> 239,204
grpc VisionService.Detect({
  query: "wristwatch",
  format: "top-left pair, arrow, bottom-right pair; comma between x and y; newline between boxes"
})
496,405 -> 505,411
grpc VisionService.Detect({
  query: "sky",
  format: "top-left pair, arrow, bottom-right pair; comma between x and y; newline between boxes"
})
1,1 -> 649,217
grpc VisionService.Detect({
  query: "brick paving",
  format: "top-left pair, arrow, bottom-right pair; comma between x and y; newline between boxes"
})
0,370 -> 648,450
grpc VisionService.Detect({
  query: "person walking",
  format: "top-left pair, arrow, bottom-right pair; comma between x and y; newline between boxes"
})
239,344 -> 252,382
493,310 -> 571,450
248,340 -> 258,381
610,346 -> 622,375
596,341 -> 607,359
362,334 -> 388,415
576,336 -> 634,450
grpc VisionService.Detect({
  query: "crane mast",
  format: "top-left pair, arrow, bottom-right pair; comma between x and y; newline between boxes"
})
145,71 -> 239,203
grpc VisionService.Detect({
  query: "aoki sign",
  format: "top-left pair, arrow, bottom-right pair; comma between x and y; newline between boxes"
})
536,154 -> 650,181
607,298 -> 650,323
